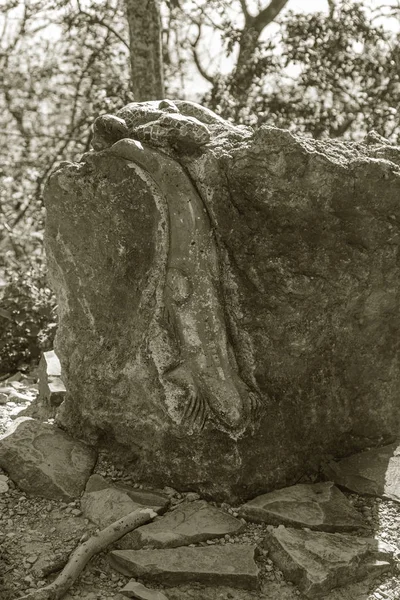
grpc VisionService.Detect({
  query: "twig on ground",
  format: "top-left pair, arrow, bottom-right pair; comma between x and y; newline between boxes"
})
17,507 -> 157,600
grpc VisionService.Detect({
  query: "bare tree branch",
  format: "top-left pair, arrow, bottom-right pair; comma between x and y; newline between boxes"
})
18,508 -> 157,600
74,8 -> 129,49
252,0 -> 290,33
186,1 -> 226,31
330,116 -> 357,137
190,24 -> 215,84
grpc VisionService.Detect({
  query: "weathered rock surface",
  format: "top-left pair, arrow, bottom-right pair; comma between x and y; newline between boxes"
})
120,580 -> 169,600
82,478 -> 169,528
0,417 -> 96,500
239,481 -> 367,532
116,485 -> 170,512
109,544 -> 259,589
81,487 -> 151,527
323,442 -> 400,502
118,499 -> 244,549
0,473 -> 9,493
262,525 -> 394,598
44,99 -> 400,501
84,474 -> 169,513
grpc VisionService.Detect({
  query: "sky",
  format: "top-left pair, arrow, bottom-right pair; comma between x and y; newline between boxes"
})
180,0 -> 399,99
285,0 -> 328,10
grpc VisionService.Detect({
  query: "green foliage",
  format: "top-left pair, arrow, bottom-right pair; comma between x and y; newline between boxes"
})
0,0 -> 131,373
0,256 -> 57,376
202,2 -> 400,141
1,0 -> 399,372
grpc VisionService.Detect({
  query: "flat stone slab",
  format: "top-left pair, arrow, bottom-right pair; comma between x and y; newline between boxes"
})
84,474 -> 169,516
323,442 -> 400,502
116,484 -> 170,513
109,544 -> 259,589
262,525 -> 394,598
118,500 -> 244,549
238,481 -> 367,532
0,417 -> 97,500
81,487 -> 151,527
120,580 -> 168,600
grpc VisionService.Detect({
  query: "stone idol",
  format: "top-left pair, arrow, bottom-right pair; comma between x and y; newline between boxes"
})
44,100 -> 400,501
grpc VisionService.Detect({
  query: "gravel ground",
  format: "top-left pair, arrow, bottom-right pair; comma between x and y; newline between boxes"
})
1,373 -> 400,600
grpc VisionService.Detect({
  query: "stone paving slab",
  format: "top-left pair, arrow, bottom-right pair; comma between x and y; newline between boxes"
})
323,443 -> 400,502
262,525 -> 394,598
81,487 -> 158,527
116,484 -> 170,513
109,544 -> 259,589
239,481 -> 367,532
118,500 -> 244,549
84,474 -> 169,514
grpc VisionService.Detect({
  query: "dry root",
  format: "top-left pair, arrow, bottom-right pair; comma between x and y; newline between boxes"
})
18,507 -> 157,600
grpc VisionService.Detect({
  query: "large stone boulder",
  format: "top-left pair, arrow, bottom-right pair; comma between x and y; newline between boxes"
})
44,100 -> 400,502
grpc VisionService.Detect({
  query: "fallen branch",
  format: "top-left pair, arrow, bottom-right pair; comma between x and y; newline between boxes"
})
18,508 -> 157,600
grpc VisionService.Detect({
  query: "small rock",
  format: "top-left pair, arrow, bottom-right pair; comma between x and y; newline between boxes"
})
120,580 -> 168,599
0,393 -> 8,405
6,372 -> 23,382
163,487 -> 178,498
185,492 -> 200,502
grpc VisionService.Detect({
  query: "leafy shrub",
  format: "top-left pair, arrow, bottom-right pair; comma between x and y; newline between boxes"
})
0,257 -> 57,377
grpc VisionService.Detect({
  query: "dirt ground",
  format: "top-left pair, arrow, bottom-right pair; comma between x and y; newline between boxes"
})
0,372 -> 399,600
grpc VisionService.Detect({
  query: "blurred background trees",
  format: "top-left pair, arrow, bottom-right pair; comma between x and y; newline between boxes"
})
1,0 -> 399,375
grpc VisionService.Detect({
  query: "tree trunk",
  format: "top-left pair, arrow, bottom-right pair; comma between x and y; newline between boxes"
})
124,0 -> 165,100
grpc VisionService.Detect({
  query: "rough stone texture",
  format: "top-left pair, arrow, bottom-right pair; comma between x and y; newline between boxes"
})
116,485 -> 170,512
84,474 -> 170,513
81,487 -> 151,527
44,100 -> 400,501
117,499 -> 244,549
109,544 -> 259,589
238,481 -> 367,532
0,473 -> 9,494
120,580 -> 168,600
0,417 -> 96,500
323,442 -> 400,502
262,525 -> 394,598
38,350 -> 66,409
